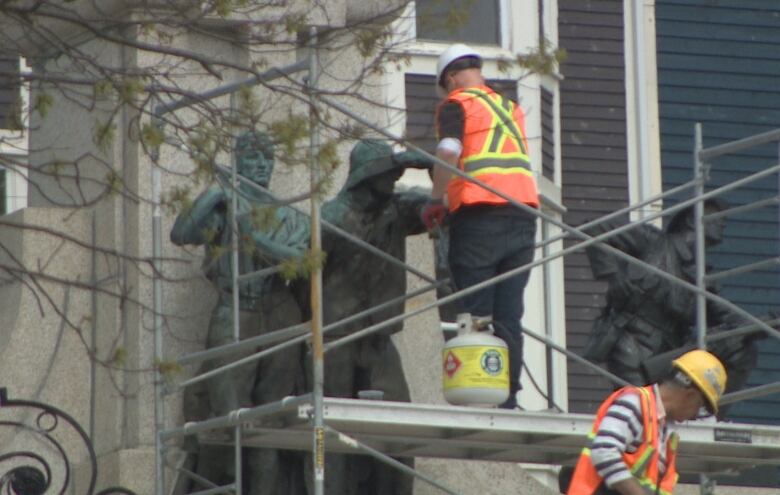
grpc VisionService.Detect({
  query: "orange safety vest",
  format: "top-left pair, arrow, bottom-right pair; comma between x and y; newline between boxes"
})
567,386 -> 679,495
435,85 -> 539,213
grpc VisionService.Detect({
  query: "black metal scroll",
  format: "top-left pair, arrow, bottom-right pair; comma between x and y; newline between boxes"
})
0,388 -> 138,495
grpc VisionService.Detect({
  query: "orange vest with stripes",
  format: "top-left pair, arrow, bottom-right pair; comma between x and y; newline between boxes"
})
435,85 -> 539,212
567,386 -> 679,495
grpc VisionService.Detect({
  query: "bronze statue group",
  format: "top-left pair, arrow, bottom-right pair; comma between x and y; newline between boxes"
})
171,134 -> 431,494
170,112 -> 765,495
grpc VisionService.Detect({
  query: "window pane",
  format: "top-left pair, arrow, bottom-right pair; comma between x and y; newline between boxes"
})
416,0 -> 500,45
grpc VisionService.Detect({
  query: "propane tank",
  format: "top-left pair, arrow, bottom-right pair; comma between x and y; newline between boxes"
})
442,313 -> 509,406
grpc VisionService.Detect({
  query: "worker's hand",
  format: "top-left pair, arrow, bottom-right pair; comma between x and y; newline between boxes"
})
421,199 -> 448,230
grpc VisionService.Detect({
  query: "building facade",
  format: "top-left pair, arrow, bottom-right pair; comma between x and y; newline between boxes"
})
2,0 -> 779,491
0,1 -> 565,493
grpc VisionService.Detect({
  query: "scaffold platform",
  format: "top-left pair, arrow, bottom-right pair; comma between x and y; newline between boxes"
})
198,397 -> 780,476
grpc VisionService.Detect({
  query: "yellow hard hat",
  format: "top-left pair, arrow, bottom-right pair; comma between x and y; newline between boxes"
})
672,349 -> 727,414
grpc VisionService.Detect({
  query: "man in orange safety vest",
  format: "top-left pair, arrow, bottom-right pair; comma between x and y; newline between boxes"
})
562,349 -> 727,495
421,43 -> 540,409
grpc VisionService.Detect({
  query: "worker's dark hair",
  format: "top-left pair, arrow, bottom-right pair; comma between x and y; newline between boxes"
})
439,56 -> 483,87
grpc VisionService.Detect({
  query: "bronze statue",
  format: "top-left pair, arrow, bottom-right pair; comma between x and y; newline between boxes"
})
171,130 -> 303,415
177,137 -> 434,493
584,198 -> 759,415
314,139 -> 431,495
171,130 -> 309,493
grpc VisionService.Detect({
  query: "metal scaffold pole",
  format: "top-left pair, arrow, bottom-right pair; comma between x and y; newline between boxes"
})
230,91 -> 241,345
228,84 -> 244,495
694,123 -> 712,495
307,26 -> 326,495
694,123 -> 708,350
151,136 -> 166,495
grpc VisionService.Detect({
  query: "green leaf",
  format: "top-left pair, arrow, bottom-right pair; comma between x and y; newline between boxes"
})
33,93 -> 53,119
284,13 -> 306,35
236,85 -> 259,117
119,77 -> 145,103
214,0 -> 232,17
141,123 -> 165,150
94,80 -> 114,100
279,248 -> 327,281
250,205 -> 279,232
161,185 -> 193,215
516,38 -> 567,76
155,359 -> 183,380
269,114 -> 309,160
110,347 -> 127,367
93,120 -> 117,154
105,170 -> 122,195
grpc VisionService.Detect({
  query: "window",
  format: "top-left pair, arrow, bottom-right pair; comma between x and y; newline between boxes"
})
415,0 -> 501,45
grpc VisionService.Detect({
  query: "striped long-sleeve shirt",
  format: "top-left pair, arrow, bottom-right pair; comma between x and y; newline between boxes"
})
589,385 -> 669,488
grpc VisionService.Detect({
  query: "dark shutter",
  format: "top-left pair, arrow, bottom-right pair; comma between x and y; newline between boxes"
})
540,87 -> 555,181
559,0 -> 629,413
404,74 -> 519,153
0,56 -> 20,130
404,74 -> 440,156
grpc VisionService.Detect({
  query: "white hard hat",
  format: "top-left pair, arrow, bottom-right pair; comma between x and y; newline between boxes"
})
436,43 -> 482,90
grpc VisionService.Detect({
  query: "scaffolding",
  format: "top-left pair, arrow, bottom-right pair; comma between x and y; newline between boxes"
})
150,32 -> 780,495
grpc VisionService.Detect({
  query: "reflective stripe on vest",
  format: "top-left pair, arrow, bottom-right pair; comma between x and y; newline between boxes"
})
436,85 -> 539,212
566,386 -> 679,495
461,87 -> 531,172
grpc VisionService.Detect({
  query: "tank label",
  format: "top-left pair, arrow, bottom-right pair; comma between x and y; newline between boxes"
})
481,349 -> 504,376
444,351 -> 462,378
443,346 -> 509,390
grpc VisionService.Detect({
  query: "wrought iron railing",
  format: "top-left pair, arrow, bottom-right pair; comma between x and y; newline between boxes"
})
0,388 -> 137,495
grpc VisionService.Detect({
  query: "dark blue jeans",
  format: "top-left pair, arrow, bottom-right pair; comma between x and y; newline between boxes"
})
448,205 -> 537,408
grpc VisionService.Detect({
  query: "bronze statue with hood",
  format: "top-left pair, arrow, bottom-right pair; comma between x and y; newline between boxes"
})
246,138 -> 432,494
583,198 -> 761,415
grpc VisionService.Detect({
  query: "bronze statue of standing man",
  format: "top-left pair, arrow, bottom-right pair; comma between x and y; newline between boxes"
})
315,139 -> 431,494
584,199 -> 759,413
171,130 -> 309,492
